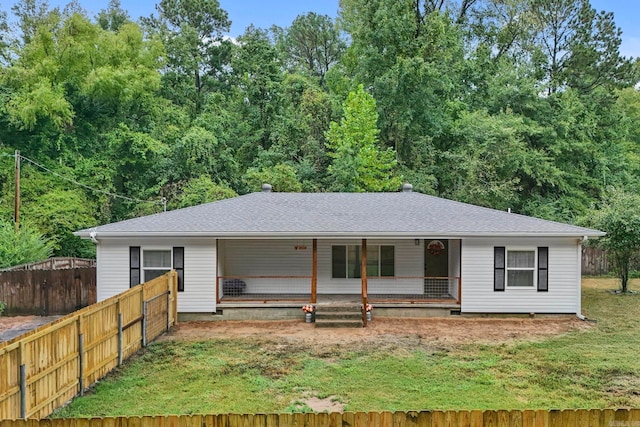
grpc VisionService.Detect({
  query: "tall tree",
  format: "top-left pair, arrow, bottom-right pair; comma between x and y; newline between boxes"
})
325,84 -> 400,192
142,0 -> 231,115
97,0 -> 130,31
278,13 -> 346,86
11,0 -> 53,45
529,0 -> 634,95
230,25 -> 284,167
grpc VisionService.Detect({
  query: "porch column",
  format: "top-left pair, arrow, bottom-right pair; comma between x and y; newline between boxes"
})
311,239 -> 317,303
361,239 -> 368,327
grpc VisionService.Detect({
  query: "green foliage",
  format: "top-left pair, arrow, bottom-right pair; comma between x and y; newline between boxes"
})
586,189 -> 640,292
0,220 -> 53,269
244,163 -> 303,193
97,0 -> 130,31
172,175 -> 237,209
0,0 -> 637,254
0,300 -> 5,316
142,0 -> 231,115
325,85 -> 401,192
278,12 -> 346,85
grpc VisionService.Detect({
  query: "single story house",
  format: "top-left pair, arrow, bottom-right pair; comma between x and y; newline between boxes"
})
75,184 -> 603,319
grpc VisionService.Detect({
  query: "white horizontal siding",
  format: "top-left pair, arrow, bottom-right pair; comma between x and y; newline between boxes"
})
223,240 -> 312,293
96,238 -> 216,313
317,239 -> 423,294
180,242 -> 216,312
96,241 -> 129,301
461,237 -> 580,313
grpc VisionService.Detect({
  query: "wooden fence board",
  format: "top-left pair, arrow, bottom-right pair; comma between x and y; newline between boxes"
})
0,272 -> 177,420
0,268 -> 96,316
1,411 -> 640,427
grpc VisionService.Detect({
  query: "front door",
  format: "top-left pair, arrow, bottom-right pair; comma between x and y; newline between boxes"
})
425,239 -> 448,277
424,239 -> 449,297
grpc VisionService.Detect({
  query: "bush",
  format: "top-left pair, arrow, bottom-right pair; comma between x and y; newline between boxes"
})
0,300 -> 5,316
0,220 -> 53,269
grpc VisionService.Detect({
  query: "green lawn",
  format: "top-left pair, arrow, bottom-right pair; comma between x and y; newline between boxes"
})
52,278 -> 640,416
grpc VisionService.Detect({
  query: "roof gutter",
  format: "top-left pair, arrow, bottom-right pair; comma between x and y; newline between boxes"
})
74,230 -> 606,239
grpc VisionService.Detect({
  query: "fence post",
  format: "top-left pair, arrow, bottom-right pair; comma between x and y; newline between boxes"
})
166,291 -> 171,333
18,341 -> 26,419
142,300 -> 148,347
116,297 -> 123,366
118,312 -> 123,366
78,315 -> 84,396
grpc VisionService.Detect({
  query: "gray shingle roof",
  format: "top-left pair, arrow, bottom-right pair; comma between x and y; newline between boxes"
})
75,191 -> 603,238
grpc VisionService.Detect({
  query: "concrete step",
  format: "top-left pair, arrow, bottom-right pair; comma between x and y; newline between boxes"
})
315,311 -> 362,321
315,319 -> 363,328
315,304 -> 362,313
314,303 -> 364,327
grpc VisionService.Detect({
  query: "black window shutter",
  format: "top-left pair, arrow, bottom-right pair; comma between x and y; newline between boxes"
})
173,247 -> 184,292
537,247 -> 548,292
130,246 -> 141,288
494,247 -> 505,291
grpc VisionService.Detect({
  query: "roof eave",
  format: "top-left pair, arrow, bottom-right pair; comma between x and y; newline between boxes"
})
75,230 -> 606,239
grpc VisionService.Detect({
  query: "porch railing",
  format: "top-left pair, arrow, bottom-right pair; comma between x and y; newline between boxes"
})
216,276 -> 312,303
367,276 -> 461,304
216,275 -> 461,305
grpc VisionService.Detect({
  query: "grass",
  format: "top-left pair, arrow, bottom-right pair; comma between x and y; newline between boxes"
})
52,278 -> 640,416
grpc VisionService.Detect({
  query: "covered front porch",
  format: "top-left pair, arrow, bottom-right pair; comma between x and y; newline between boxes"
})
216,238 -> 462,311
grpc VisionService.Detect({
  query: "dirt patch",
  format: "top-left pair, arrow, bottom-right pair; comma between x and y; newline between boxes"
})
302,396 -> 344,413
161,316 -> 592,347
0,316 -> 62,342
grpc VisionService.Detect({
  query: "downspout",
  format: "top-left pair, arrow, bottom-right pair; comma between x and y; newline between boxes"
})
576,236 -> 590,321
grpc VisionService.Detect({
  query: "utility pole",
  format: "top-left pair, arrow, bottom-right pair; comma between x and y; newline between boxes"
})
14,150 -> 20,230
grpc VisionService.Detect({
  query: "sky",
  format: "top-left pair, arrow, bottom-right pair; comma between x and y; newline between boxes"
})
12,0 -> 640,58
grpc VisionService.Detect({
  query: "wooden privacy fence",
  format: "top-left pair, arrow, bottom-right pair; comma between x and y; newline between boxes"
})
0,271 -> 178,420
1,409 -> 640,426
582,246 -> 611,276
0,268 -> 96,316
2,258 -> 96,271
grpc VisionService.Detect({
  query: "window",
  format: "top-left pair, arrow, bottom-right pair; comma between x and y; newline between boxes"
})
332,245 -> 395,278
495,247 -> 548,291
143,250 -> 172,282
506,250 -> 535,287
130,247 -> 184,291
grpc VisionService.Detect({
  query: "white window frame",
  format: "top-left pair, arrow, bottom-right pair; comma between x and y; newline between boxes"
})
142,248 -> 173,282
331,244 -> 395,278
505,248 -> 537,288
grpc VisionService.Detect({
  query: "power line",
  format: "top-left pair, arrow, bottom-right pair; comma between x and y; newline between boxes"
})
17,153 -> 165,207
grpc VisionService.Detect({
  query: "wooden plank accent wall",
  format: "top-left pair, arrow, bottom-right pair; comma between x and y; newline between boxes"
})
0,268 -> 96,316
0,410 -> 639,426
0,271 -> 178,420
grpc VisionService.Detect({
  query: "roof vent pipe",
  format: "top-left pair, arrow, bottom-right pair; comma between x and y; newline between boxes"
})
402,183 -> 413,192
261,183 -> 272,193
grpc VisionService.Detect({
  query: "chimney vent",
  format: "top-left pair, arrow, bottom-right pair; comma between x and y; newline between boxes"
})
402,183 -> 413,193
261,183 -> 272,193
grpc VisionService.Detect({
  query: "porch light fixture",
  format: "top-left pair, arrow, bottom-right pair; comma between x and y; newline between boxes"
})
294,240 -> 307,250
415,239 -> 421,246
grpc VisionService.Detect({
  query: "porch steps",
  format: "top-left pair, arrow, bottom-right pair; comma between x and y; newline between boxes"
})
314,303 -> 363,328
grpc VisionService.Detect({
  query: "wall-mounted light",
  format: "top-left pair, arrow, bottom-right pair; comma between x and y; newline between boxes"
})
415,239 -> 421,246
